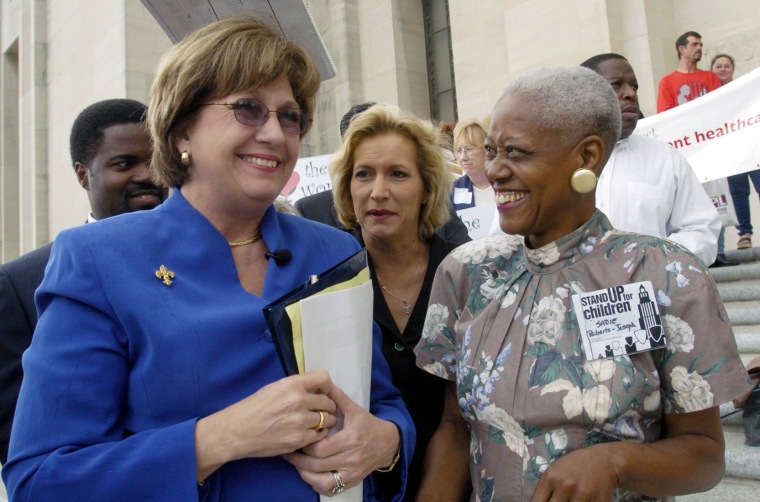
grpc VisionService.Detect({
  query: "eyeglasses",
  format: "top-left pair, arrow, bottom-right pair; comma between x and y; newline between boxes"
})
456,146 -> 480,157
203,98 -> 310,135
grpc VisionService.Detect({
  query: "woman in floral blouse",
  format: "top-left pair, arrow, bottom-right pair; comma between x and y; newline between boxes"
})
415,66 -> 751,502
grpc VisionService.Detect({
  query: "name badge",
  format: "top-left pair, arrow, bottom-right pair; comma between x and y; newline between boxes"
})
571,281 -> 667,360
453,188 -> 473,205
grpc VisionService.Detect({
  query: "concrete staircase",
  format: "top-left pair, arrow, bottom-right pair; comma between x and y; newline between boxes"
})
679,247 -> 760,501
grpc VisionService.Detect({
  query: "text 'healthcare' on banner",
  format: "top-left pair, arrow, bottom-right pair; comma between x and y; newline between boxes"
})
635,66 -> 760,182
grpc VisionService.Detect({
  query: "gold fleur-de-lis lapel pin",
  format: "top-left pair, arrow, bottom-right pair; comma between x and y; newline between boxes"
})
155,265 -> 175,286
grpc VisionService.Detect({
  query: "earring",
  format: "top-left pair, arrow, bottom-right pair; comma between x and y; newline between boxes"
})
570,168 -> 597,194
181,151 -> 191,166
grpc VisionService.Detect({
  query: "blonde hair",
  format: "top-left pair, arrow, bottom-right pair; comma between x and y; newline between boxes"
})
148,15 -> 321,187
453,117 -> 488,151
330,105 -> 453,240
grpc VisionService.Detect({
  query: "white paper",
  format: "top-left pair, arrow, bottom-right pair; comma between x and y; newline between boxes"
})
139,0 -> 337,80
456,203 -> 496,240
300,280 -> 374,502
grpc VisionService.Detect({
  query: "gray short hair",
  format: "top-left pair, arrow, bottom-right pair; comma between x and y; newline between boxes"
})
500,66 -> 622,163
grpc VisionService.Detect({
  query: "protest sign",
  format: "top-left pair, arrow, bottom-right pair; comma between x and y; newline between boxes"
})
635,67 -> 760,182
281,154 -> 334,203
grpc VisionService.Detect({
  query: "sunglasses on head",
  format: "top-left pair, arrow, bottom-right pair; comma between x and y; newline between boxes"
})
203,98 -> 310,135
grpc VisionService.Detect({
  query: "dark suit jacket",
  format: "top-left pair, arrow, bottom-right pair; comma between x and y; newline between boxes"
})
295,190 -> 472,246
293,190 -> 347,229
0,242 -> 52,464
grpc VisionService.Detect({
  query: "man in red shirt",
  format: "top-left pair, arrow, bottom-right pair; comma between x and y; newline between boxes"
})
656,32 -> 736,267
657,31 -> 721,112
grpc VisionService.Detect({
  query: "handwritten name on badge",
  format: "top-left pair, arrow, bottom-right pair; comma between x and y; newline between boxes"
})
571,281 -> 667,360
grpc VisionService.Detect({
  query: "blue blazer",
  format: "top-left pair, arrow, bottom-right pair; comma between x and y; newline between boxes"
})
4,190 -> 414,501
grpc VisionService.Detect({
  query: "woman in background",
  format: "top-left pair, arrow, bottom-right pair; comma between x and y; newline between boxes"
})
330,104 -> 456,499
3,16 -> 413,501
450,118 -> 493,211
714,54 -> 760,251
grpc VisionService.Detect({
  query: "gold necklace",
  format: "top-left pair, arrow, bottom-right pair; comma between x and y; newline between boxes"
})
228,232 -> 263,247
379,247 -> 425,315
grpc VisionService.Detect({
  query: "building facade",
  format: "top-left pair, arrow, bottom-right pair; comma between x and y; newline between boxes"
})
1,0 -> 758,261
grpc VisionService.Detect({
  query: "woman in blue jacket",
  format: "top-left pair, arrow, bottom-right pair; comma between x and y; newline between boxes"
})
3,15 -> 413,501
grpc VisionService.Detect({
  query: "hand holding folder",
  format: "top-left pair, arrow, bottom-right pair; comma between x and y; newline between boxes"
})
263,249 -> 373,501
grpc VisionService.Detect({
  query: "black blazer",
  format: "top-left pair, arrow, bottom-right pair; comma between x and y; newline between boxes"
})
293,190 -> 348,230
0,242 -> 52,464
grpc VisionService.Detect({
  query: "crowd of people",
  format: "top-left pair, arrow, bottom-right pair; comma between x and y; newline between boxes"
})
0,16 -> 754,502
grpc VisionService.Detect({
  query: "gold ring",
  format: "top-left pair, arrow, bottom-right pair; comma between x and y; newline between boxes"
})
311,410 -> 325,431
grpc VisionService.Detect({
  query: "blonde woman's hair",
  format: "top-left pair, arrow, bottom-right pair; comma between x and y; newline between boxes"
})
330,105 -> 453,240
148,15 -> 321,187
453,117 -> 488,151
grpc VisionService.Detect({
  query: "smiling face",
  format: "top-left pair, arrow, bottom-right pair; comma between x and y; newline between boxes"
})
176,75 -> 301,218
485,93 -> 599,248
76,122 -> 167,220
350,132 -> 428,245
711,56 -> 734,84
595,58 -> 639,139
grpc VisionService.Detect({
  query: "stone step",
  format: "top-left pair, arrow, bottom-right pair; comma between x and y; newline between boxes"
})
717,279 -> 760,302
733,325 -> 760,355
733,330 -> 760,364
724,300 -> 760,326
723,424 -> 760,481
710,259 -> 760,283
724,246 -> 760,263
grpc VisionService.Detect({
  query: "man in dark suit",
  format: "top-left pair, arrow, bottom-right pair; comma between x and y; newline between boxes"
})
295,190 -> 349,230
0,99 -> 168,464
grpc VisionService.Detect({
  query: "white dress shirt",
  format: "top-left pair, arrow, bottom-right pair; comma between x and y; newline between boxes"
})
596,134 -> 719,264
489,134 -> 719,265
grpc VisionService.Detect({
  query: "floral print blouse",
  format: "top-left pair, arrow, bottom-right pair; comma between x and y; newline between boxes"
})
416,211 -> 750,502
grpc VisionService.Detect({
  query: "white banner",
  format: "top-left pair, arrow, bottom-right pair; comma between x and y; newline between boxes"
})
280,154 -> 334,203
635,66 -> 760,182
